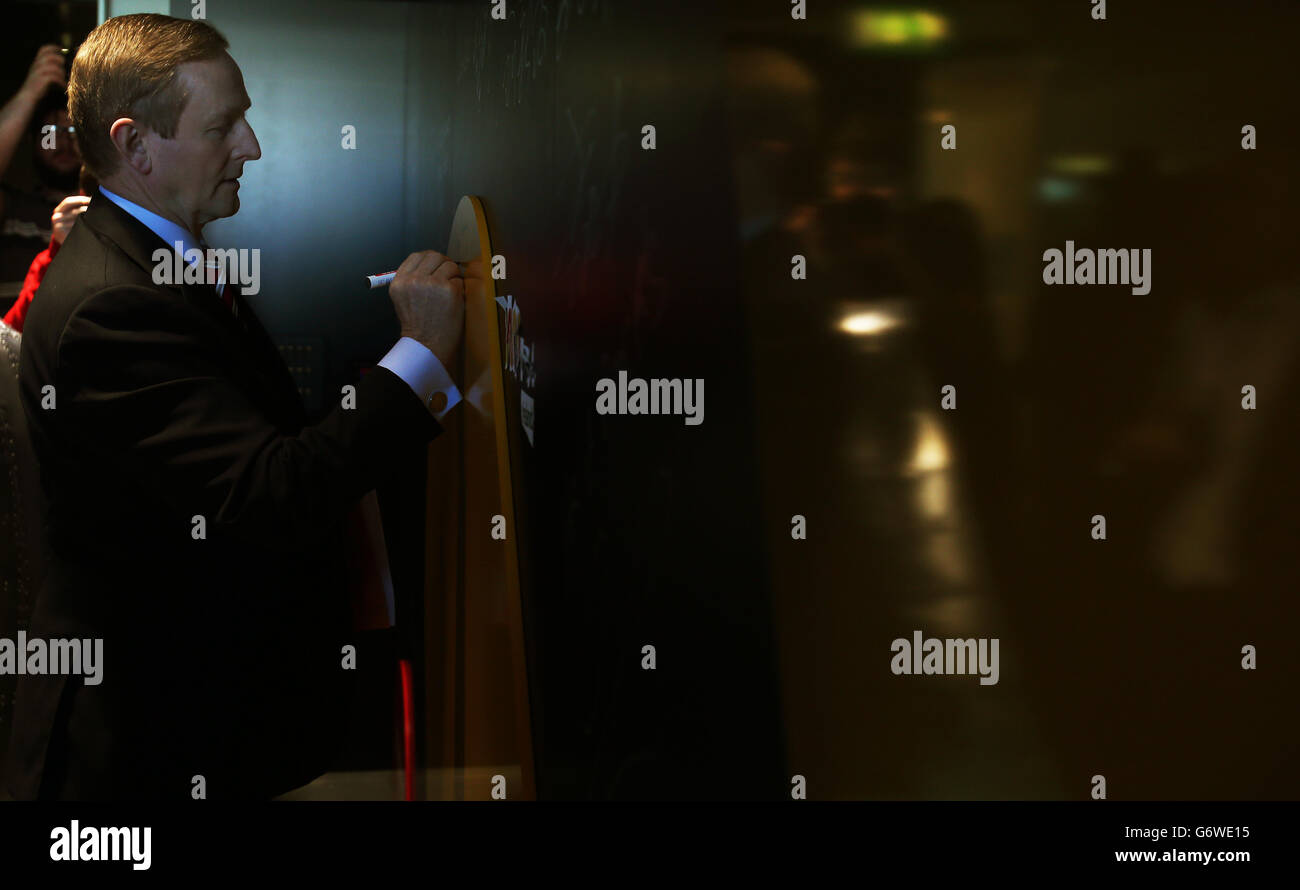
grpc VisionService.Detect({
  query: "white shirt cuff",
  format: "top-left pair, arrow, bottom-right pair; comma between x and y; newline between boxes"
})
377,337 -> 462,422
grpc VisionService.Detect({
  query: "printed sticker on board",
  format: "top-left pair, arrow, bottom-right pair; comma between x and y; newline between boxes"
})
520,391 -> 535,446
497,294 -> 537,445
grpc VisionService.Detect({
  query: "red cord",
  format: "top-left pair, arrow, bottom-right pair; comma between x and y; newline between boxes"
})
400,658 -> 414,801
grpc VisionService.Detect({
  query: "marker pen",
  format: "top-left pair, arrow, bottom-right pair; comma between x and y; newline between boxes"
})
367,262 -> 467,288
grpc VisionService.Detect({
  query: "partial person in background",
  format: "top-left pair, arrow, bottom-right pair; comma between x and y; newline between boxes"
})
1,46 -> 80,283
3,165 -> 94,333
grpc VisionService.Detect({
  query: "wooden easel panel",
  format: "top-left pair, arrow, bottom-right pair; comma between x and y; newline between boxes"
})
423,196 -> 534,800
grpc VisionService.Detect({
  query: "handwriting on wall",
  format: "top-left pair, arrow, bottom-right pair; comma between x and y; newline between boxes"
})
457,0 -> 615,110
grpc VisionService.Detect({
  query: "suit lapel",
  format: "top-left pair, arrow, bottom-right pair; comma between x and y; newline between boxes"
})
80,194 -> 305,428
225,284 -> 306,428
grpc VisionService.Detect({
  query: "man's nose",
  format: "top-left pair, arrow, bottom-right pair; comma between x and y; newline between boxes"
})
239,124 -> 262,162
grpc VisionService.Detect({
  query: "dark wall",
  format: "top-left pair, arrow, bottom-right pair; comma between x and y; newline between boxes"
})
403,0 -> 785,798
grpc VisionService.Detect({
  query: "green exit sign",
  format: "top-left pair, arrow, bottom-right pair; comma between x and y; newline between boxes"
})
849,9 -> 950,49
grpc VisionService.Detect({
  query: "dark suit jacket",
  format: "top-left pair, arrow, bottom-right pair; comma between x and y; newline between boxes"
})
3,192 -> 441,799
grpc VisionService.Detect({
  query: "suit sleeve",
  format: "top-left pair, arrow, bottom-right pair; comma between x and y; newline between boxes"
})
54,283 -> 442,555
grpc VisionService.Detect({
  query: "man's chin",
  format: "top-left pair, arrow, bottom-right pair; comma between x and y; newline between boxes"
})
210,196 -> 240,220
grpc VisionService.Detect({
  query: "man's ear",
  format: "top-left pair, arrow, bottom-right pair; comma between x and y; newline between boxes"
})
108,118 -> 153,175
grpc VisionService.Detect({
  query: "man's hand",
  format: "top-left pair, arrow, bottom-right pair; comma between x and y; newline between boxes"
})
51,194 -> 90,245
390,250 -> 465,369
20,45 -> 67,103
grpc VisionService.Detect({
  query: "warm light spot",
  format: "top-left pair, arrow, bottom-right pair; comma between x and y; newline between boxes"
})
907,411 -> 950,474
917,470 -> 949,519
839,310 -> 898,336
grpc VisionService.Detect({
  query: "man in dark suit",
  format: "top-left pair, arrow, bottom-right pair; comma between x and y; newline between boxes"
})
3,13 -> 465,799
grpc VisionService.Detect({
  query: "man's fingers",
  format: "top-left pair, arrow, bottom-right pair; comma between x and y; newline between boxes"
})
35,49 -> 66,71
394,249 -> 457,280
413,250 -> 449,277
52,204 -> 89,224
395,251 -> 427,276
432,258 -> 463,281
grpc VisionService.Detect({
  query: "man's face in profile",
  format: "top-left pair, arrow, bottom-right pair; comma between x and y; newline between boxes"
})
146,51 -> 260,233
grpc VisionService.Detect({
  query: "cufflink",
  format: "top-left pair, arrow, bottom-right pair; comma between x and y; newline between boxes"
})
428,391 -> 448,413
